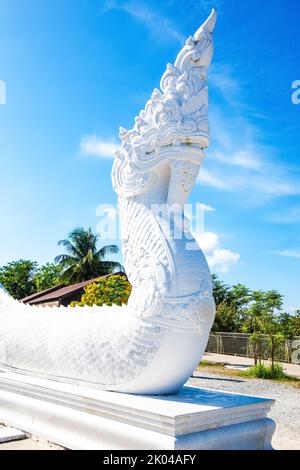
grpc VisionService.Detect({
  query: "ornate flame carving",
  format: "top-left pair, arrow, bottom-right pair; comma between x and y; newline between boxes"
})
112,9 -> 216,198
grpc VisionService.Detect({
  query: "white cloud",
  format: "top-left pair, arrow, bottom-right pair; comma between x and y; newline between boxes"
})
214,149 -> 262,171
199,167 -> 300,200
249,174 -> 300,196
287,306 -> 299,314
96,204 -> 119,240
199,203 -> 216,212
197,231 -> 219,253
273,250 -> 300,260
208,247 -> 240,274
197,168 -> 229,190
102,1 -> 184,44
268,206 -> 300,224
96,204 -> 118,220
198,104 -> 300,202
194,231 -> 240,273
80,135 -> 119,159
195,64 -> 300,204
210,64 -> 242,107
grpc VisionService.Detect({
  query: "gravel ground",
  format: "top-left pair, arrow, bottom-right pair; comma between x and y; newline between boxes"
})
0,424 -> 63,450
188,370 -> 300,450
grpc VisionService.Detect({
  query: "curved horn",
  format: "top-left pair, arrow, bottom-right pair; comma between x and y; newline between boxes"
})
194,9 -> 217,40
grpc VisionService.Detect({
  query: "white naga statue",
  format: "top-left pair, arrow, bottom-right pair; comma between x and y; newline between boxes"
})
0,11 -> 216,394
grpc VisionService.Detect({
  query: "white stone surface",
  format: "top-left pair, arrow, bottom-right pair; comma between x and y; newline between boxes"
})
0,371 -> 275,450
0,10 -> 217,394
0,426 -> 26,443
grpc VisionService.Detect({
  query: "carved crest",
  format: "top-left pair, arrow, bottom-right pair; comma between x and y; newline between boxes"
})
112,9 -> 216,197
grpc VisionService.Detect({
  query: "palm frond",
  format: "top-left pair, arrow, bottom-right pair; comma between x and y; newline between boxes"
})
59,265 -> 80,284
57,239 -> 81,258
55,227 -> 122,283
97,244 -> 119,259
78,228 -> 98,256
55,254 -> 78,266
98,261 -> 124,274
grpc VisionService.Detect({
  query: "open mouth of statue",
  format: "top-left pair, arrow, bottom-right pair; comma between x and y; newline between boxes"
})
144,136 -> 208,158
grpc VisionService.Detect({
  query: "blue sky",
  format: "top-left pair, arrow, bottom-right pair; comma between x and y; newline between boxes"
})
0,0 -> 299,311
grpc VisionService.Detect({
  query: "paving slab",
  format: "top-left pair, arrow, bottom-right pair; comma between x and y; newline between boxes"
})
0,427 -> 26,443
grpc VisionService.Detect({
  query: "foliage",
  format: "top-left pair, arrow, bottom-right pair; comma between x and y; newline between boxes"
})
0,248 -> 298,363
241,290 -> 268,334
0,259 -> 38,299
55,227 -> 123,284
34,263 -> 63,292
243,362 -> 286,380
71,274 -> 132,307
249,332 -> 264,365
294,310 -> 300,335
242,290 -> 284,366
212,302 -> 238,333
211,274 -> 300,365
278,310 -> 300,362
211,274 -> 231,307
279,310 -> 300,339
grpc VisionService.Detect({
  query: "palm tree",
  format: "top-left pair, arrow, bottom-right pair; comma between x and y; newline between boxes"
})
55,227 -> 123,284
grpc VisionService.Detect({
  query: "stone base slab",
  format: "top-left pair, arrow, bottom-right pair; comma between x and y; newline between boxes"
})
0,370 -> 275,450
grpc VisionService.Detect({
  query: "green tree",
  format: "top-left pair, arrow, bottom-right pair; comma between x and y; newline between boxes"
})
227,284 -> 251,317
291,309 -> 300,336
243,290 -> 267,334
279,312 -> 297,341
243,290 -> 284,366
211,274 -> 231,307
264,290 -> 283,315
211,274 -> 251,332
278,309 -> 300,361
243,290 -> 268,364
0,259 -> 38,299
71,274 -> 132,307
261,290 -> 284,368
34,263 -> 63,292
212,302 -> 238,333
55,227 -> 123,284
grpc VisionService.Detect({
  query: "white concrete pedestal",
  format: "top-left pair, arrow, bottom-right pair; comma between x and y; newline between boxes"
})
0,370 -> 275,450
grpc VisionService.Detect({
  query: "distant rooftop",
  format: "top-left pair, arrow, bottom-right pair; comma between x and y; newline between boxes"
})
22,271 -> 126,307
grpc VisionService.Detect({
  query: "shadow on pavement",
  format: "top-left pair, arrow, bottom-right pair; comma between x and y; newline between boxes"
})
192,374 -> 245,383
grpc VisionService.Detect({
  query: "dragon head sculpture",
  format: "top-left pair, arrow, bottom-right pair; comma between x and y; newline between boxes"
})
112,10 -> 216,199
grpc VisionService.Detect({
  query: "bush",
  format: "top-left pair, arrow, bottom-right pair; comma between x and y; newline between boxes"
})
0,260 -> 38,299
243,362 -> 286,380
71,274 -> 132,307
34,263 -> 63,292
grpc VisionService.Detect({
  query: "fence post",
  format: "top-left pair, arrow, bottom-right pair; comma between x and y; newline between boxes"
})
206,333 -> 300,364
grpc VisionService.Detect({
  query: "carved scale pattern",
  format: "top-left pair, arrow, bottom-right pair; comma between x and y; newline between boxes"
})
0,11 -> 217,394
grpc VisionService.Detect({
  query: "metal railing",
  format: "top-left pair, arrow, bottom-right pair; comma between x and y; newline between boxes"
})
206,332 -> 300,364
